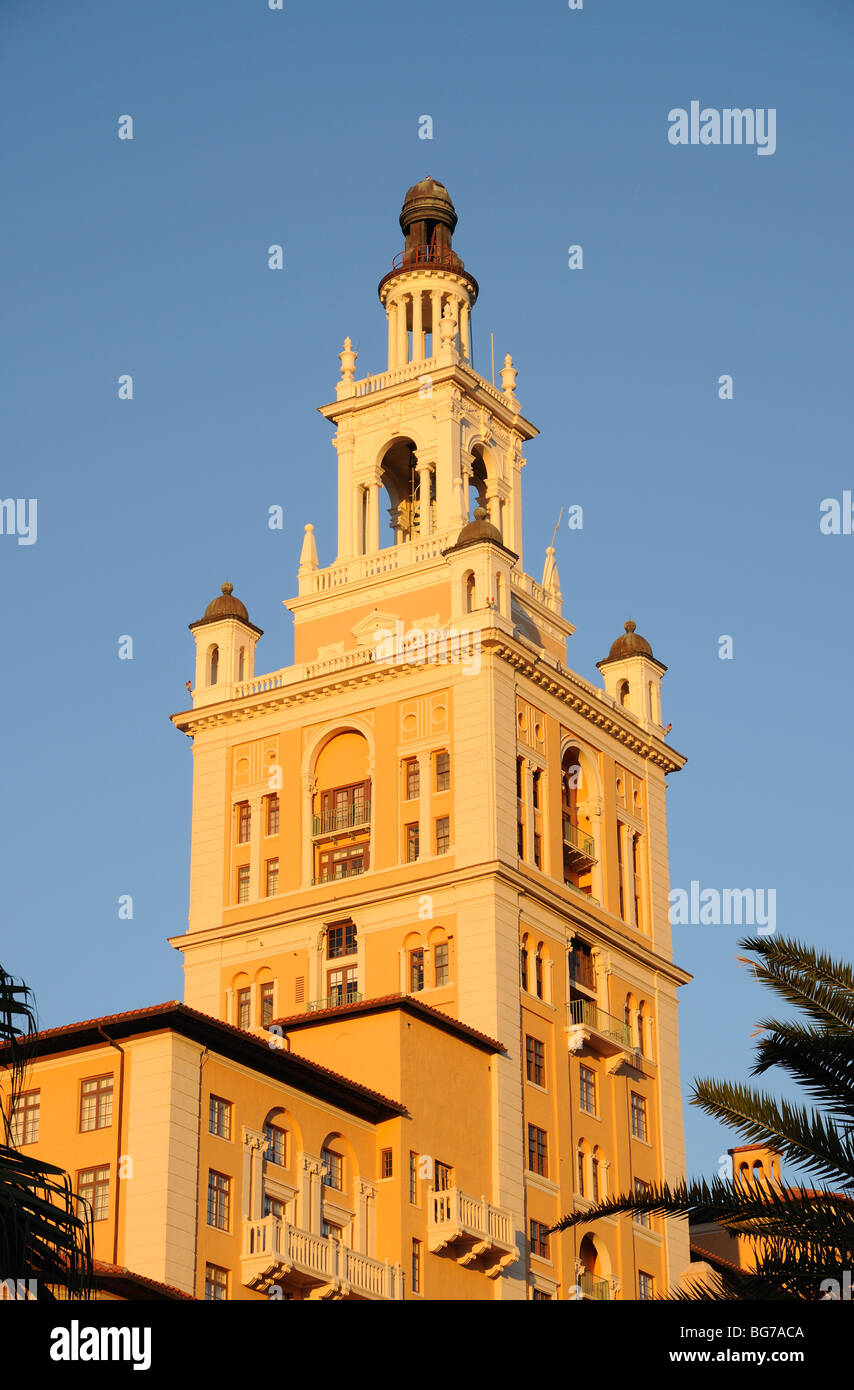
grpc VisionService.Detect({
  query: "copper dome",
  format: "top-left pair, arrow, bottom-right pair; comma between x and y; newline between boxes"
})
600,620 -> 655,664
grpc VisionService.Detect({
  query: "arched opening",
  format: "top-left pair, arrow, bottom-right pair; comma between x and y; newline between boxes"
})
576,1141 -> 588,1197
561,746 -> 595,896
313,730 -> 371,886
238,647 -> 245,682
520,932 -> 529,992
636,1001 -> 647,1054
208,644 -> 219,686
464,570 -> 476,614
617,679 -> 629,707
468,447 -> 488,519
379,437 -> 426,546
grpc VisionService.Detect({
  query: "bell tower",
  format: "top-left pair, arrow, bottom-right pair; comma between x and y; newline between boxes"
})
288,177 -> 570,670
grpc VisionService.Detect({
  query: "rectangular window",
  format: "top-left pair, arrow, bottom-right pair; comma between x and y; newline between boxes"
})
617,823 -> 626,919
317,845 -> 368,881
207,1170 -> 231,1231
237,802 -> 251,843
322,1219 -> 344,1242
634,1178 -> 651,1227
533,832 -> 542,868
263,1195 -> 285,1220
517,822 -> 524,857
434,1161 -> 453,1192
78,1165 -> 110,1222
527,1124 -> 548,1178
516,757 -> 523,799
265,858 -> 279,897
569,940 -> 594,990
411,1238 -> 422,1294
322,1147 -> 343,1191
204,1264 -> 228,1301
11,1089 -> 40,1146
80,1075 -> 113,1132
526,1036 -> 545,1087
409,948 -> 424,993
405,759 -> 420,800
435,750 -> 450,792
327,966 -> 358,1007
237,865 -> 250,904
260,982 -> 275,1029
380,1148 -> 393,1179
327,922 -> 357,959
405,823 -> 419,862
532,767 -> 542,809
237,987 -> 251,1030
409,1151 -> 419,1205
532,1289 -> 552,1300
592,1156 -> 600,1203
435,816 -> 450,855
579,1065 -> 597,1116
264,1123 -> 287,1167
529,1219 -> 550,1259
265,794 -> 279,836
208,1095 -> 232,1140
320,780 -> 370,832
638,1270 -> 655,1301
631,1092 -> 648,1143
434,941 -> 449,987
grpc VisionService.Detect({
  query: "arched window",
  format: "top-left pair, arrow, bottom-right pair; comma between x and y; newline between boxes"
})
534,944 -> 544,1000
208,645 -> 219,686
465,572 -> 476,614
238,647 -> 245,681
576,1142 -> 587,1197
618,679 -> 629,707
636,1001 -> 646,1054
520,934 -> 529,992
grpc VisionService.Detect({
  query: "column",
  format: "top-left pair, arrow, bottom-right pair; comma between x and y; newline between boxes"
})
367,477 -> 381,551
412,289 -> 423,362
387,303 -> 396,369
249,792 -> 264,899
431,290 -> 443,358
301,774 -> 316,887
397,294 -> 409,366
460,301 -> 471,361
417,463 -> 432,536
351,485 -> 362,557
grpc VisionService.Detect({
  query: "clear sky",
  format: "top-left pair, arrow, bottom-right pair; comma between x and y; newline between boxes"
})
2,0 -> 851,1182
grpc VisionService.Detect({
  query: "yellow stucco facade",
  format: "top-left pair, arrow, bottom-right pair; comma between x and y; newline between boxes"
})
5,178 -> 692,1303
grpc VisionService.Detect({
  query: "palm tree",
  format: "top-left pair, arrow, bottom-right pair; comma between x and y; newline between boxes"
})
550,935 -> 854,1299
0,965 -> 93,1300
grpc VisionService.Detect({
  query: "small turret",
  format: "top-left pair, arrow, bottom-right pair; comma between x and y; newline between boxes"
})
597,620 -> 666,728
188,582 -> 263,706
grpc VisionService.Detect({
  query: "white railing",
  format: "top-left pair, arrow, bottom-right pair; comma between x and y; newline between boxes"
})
353,357 -> 438,397
428,1187 -> 514,1249
242,1217 -> 402,1299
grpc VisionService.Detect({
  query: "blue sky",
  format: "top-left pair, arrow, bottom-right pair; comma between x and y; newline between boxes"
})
1,0 -> 851,1181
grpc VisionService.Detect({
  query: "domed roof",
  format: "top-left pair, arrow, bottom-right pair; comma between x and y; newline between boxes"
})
600,620 -> 654,664
192,581 -> 250,626
400,176 -> 458,234
454,506 -> 504,548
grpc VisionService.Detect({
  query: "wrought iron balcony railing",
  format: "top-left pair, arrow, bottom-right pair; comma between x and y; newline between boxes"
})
562,818 -> 596,862
578,1270 -> 610,1300
313,802 -> 371,837
568,998 -> 632,1050
306,991 -> 363,1013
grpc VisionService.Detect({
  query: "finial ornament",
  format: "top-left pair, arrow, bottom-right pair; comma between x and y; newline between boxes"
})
338,337 -> 357,381
500,352 -> 517,397
222,582 -> 233,595
625,620 -> 636,633
473,505 -> 488,522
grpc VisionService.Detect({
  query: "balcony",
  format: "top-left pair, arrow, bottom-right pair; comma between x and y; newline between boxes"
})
578,1270 -> 611,1301
305,991 -> 363,1013
563,818 -> 597,872
567,998 -> 632,1056
313,802 -> 371,839
312,863 -> 367,885
242,1217 -> 403,1300
427,1187 -> 519,1278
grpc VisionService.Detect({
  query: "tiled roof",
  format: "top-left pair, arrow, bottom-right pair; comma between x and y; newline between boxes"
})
92,1260 -> 194,1300
272,992 -> 505,1053
1,1000 -> 405,1121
